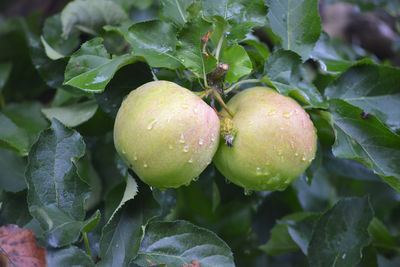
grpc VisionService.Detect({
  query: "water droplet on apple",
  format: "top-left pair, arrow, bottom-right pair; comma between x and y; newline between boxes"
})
193,176 -> 199,182
147,119 -> 158,130
188,157 -> 193,163
183,145 -> 189,152
211,133 -> 215,142
283,111 -> 293,118
179,133 -> 185,143
133,153 -> 138,161
143,163 -> 148,168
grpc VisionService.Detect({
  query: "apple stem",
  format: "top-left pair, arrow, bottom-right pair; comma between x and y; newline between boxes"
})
212,89 -> 235,118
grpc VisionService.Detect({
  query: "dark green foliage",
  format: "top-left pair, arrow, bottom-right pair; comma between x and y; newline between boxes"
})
0,0 -> 399,266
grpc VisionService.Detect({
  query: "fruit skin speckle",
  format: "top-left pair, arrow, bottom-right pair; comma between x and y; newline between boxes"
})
213,87 -> 317,191
114,81 -> 220,189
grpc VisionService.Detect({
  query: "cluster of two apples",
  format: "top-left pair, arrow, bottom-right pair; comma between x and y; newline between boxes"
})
114,81 -> 317,191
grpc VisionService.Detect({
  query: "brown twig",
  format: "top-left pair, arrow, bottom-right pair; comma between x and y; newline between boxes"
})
201,30 -> 212,60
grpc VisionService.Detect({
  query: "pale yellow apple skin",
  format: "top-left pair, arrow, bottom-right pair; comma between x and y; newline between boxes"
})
114,81 -> 220,189
213,87 -> 317,191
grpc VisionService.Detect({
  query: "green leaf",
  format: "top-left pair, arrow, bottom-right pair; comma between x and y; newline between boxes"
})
293,167 -> 334,212
0,148 -> 26,192
176,18 -> 217,77
0,191 -> 31,226
201,0 -> 228,18
61,0 -> 128,38
226,0 -> 268,26
287,213 -> 321,255
125,20 -> 181,69
221,44 -> 252,83
202,0 -> 267,43
0,17 -> 49,101
105,175 -> 138,224
95,62 -> 153,118
225,0 -> 268,42
41,14 -> 80,59
243,39 -> 270,60
46,246 -> 95,267
42,100 -> 98,127
368,217 -> 397,248
325,64 -> 400,131
25,119 -> 91,247
263,49 -> 326,108
98,183 -> 160,267
308,197 -> 374,267
91,133 -> 126,194
329,99 -> 400,193
0,102 -> 49,155
260,223 -> 299,255
81,210 -> 101,233
311,32 -> 361,73
64,38 -> 137,92
133,220 -> 235,267
76,153 -> 103,211
28,34 -> 71,90
0,62 -> 12,91
260,212 -> 319,256
152,188 -> 177,217
159,0 -> 194,28
265,0 -> 321,60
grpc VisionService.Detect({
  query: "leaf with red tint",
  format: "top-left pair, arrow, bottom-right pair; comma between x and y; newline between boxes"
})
0,224 -> 47,267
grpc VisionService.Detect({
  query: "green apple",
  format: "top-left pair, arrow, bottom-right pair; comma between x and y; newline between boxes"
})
213,87 -> 317,191
114,81 -> 220,189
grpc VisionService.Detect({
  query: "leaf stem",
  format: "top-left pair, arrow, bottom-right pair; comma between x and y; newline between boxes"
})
83,232 -> 93,261
215,34 -> 224,62
224,79 -> 261,94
